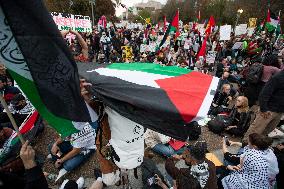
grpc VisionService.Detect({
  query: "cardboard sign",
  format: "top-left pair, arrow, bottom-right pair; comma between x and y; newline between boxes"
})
232,42 -> 243,50
220,25 -> 232,41
51,12 -> 92,32
247,28 -> 255,37
121,46 -> 133,61
248,18 -> 257,28
235,24 -> 247,36
206,51 -> 217,64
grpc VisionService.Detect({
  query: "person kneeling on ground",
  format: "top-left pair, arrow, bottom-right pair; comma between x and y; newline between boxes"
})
165,141 -> 218,189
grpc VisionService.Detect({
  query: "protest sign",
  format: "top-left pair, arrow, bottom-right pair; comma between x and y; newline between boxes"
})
232,42 -> 243,50
140,44 -> 148,53
247,28 -> 255,36
235,24 -> 247,36
206,51 -> 217,64
248,18 -> 257,28
51,12 -> 92,32
220,25 -> 231,41
121,46 -> 133,61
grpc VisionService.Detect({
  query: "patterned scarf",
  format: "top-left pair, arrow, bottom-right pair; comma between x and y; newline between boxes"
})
190,161 -> 209,188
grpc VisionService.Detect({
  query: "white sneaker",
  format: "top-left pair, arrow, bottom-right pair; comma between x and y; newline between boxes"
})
55,168 -> 68,182
76,177 -> 85,189
46,154 -> 52,160
59,179 -> 69,189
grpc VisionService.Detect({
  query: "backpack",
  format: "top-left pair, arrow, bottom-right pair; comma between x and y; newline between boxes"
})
207,115 -> 231,134
186,121 -> 201,140
246,63 -> 263,84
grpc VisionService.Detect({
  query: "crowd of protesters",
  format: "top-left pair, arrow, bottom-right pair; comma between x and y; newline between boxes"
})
1,20 -> 284,189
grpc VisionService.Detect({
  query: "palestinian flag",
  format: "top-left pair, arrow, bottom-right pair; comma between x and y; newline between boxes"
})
0,111 -> 40,163
159,10 -> 180,48
0,0 -> 96,137
266,9 -> 279,32
197,36 -> 208,60
205,16 -> 215,35
78,63 -> 219,140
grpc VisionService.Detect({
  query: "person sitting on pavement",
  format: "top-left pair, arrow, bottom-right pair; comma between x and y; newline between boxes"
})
165,141 -> 218,189
144,129 -> 186,158
224,96 -> 250,137
0,94 -> 34,130
208,84 -> 232,116
218,133 -> 278,189
221,133 -> 276,189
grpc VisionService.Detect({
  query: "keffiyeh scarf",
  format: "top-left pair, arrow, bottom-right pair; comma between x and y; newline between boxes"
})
190,161 -> 209,188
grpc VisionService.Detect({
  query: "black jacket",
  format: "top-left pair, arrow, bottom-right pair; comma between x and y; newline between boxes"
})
212,91 -> 229,107
259,70 -> 284,113
0,166 -> 49,189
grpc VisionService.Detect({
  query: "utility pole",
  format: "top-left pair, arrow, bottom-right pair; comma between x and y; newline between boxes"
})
89,0 -> 95,27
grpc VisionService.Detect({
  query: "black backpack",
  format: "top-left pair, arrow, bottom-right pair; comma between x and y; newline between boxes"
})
246,63 -> 263,84
186,121 -> 201,140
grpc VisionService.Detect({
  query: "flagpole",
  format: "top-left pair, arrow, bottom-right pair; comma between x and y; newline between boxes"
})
0,95 -> 25,144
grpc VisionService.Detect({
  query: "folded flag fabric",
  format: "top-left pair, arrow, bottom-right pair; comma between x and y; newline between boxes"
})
78,63 -> 219,140
0,0 -> 96,137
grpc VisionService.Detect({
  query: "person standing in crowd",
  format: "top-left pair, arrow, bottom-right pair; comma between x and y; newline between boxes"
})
100,32 -> 112,63
244,70 -> 284,142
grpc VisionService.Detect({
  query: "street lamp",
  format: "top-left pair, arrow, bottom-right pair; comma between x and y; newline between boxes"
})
235,9 -> 243,32
89,0 -> 96,27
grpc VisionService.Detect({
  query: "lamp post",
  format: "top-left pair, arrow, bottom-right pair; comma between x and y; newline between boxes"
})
89,0 -> 96,27
235,9 -> 243,32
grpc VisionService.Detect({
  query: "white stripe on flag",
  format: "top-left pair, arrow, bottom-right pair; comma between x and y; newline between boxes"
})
271,18 -> 279,28
90,68 -> 172,88
193,76 -> 219,121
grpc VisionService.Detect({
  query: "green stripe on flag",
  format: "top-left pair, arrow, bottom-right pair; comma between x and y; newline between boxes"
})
8,70 -> 78,137
107,63 -> 191,76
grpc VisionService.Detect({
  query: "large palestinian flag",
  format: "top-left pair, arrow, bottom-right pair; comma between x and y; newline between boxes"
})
78,63 -> 219,140
0,1 -> 96,137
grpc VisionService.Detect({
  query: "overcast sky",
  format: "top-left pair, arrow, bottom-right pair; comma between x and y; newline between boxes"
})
116,0 -> 167,16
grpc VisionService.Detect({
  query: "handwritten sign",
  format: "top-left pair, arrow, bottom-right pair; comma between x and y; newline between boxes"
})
235,24 -> 247,36
51,12 -> 92,32
206,51 -> 217,64
220,25 -> 232,41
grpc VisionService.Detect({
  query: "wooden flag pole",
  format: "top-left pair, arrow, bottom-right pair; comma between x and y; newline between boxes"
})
0,95 -> 25,144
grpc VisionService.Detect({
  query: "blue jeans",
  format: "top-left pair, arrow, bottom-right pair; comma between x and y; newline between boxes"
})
48,141 -> 95,171
152,143 -> 186,157
48,121 -> 98,171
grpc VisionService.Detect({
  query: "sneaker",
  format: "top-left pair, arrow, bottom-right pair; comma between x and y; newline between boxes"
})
46,154 -> 52,160
55,168 -> 68,182
94,168 -> 102,180
76,177 -> 85,189
59,179 -> 69,189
